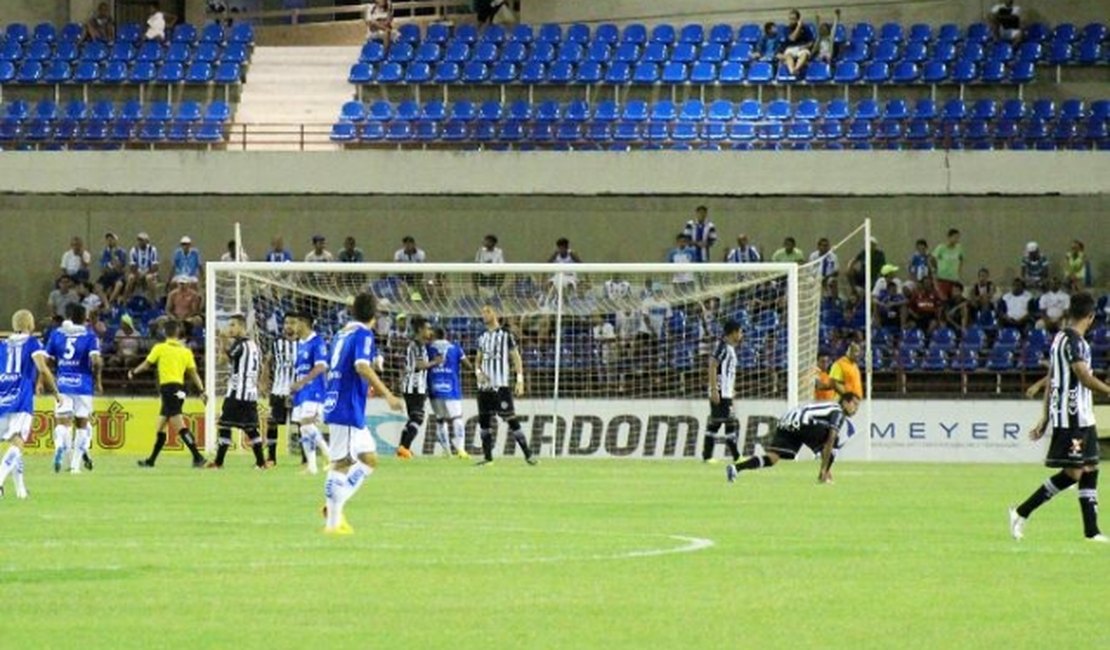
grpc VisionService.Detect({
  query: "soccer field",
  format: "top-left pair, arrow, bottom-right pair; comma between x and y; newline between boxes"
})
3,456 -> 1108,649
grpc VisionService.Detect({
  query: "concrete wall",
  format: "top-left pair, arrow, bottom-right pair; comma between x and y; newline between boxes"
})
0,0 -> 69,27
3,194 -> 1106,321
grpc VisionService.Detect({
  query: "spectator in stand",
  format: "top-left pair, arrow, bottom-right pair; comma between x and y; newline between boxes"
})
829,340 -> 863,399
941,282 -> 971,330
126,232 -> 160,299
931,228 -> 964,300
337,236 -> 365,263
364,0 -> 395,50
640,283 -> 672,341
98,232 -> 128,305
780,9 -> 817,76
811,11 -> 841,64
48,276 -> 81,320
849,237 -> 886,298
475,0 -> 513,28
907,238 -> 932,288
1063,239 -> 1090,290
871,264 -> 907,329
667,233 -> 697,292
304,235 -> 334,262
682,206 -> 718,263
771,237 -> 806,264
999,278 -> 1033,329
591,313 -> 618,387
814,352 -> 837,401
1021,241 -> 1049,294
758,22 -> 783,61
547,237 -> 582,298
171,236 -> 202,285
906,276 -> 942,333
218,240 -> 249,262
60,236 -> 91,284
109,314 -> 145,369
604,275 -> 633,302
85,2 -> 115,42
144,2 -> 168,41
393,236 -> 426,288
725,234 -> 761,263
474,234 -> 506,295
164,280 -> 204,333
989,1 -> 1023,44
971,267 -> 998,319
265,236 -> 293,263
1037,277 -> 1071,331
808,237 -> 838,280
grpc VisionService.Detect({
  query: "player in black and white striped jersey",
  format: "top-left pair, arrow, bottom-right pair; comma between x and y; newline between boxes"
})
261,318 -> 297,467
1010,292 -> 1110,542
396,316 -> 442,459
474,304 -> 537,466
210,314 -> 266,469
703,320 -> 743,464
727,393 -> 860,484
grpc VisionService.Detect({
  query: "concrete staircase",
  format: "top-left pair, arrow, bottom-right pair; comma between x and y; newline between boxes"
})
229,46 -> 359,151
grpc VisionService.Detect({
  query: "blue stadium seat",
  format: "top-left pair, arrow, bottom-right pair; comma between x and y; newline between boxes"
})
415,43 -> 442,64
787,122 -> 814,142
632,62 -> 659,84
1092,100 -> 1110,120
847,119 -> 873,141
55,41 -> 79,62
145,101 -> 173,123
1032,99 -> 1055,121
1077,41 -> 1102,65
176,101 -> 202,122
892,61 -> 920,83
528,42 -> 554,64
989,41 -> 1014,63
804,61 -> 831,83
462,61 -> 489,83
32,22 -> 56,43
839,42 -> 870,63
16,61 -> 43,84
228,23 -> 254,45
850,23 -> 875,44
157,62 -> 185,84
825,99 -> 850,121
863,61 -> 890,84
717,62 -> 743,84
556,42 -> 584,64
116,22 -> 141,42
879,22 -> 904,43
661,62 -> 688,83
709,24 -> 734,45
1008,61 -> 1035,84
642,42 -> 668,64
54,118 -> 79,141
1023,23 -> 1050,44
538,23 -> 563,45
728,122 -> 755,143
340,101 -> 366,122
725,43 -> 751,63
25,41 -> 52,62
985,348 -> 1014,372
509,23 -> 534,45
650,24 -> 676,45
1052,23 -> 1078,43
213,62 -> 240,84
395,100 -> 420,121
699,43 -> 725,63
942,99 -> 966,122
330,122 -> 356,142
745,60 -> 773,84
595,23 -> 619,45
32,100 -> 57,122
622,100 -> 649,122
489,61 -> 517,84
547,61 -> 573,83
349,62 -> 374,84
165,43 -> 191,64
43,61 -> 72,83
80,119 -> 107,142
644,121 -> 668,142
737,99 -> 761,121
385,120 -> 413,143
908,23 -> 932,43
1061,99 -> 1087,121
586,42 -> 611,64
172,23 -> 196,45
952,60 -> 978,84
605,62 -> 632,84
922,348 -> 948,371
878,119 -> 902,142
614,43 -> 641,64
921,61 -> 948,83
622,23 -> 648,45
440,120 -> 469,142
388,42 -> 415,64
972,99 -> 998,120
833,61 -> 861,83
683,61 -> 712,84
138,121 -> 166,143
874,40 -> 900,63
894,348 -> 919,371
477,100 -> 502,122
978,60 -> 1005,83
1047,42 -> 1072,65
204,101 -> 230,124
453,24 -> 479,45
854,99 -> 881,120
593,101 -> 619,123
612,121 -> 640,142
361,41 -> 385,63
357,121 -> 383,142
883,99 -> 909,121
62,100 -> 87,121
563,100 -> 589,123
404,62 -> 432,84
127,61 -> 155,84
199,22 -> 224,44
793,98 -> 821,121
678,24 -> 704,44
966,23 -> 990,43
766,99 -> 791,121
575,61 -> 603,84
136,40 -> 163,64
914,99 -> 938,119
517,61 -> 544,84
80,41 -> 108,62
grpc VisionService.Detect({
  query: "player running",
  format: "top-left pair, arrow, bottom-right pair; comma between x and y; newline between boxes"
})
0,310 -> 61,499
45,304 -> 102,473
702,320 -> 742,464
209,314 -> 266,469
321,293 -> 402,535
428,327 -> 472,458
474,303 -> 537,466
396,316 -> 442,459
288,312 -> 331,474
726,393 -> 861,484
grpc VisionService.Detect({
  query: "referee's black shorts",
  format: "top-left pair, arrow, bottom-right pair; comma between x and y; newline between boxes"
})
159,383 -> 186,417
268,394 -> 290,424
478,387 -> 515,417
219,397 -> 260,430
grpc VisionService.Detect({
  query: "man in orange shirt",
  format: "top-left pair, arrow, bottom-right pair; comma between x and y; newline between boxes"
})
829,341 -> 863,399
814,352 -> 837,401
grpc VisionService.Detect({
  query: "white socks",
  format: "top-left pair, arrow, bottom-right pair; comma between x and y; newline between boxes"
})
323,462 -> 374,529
301,424 -> 320,474
452,419 -> 465,454
0,446 -> 19,486
436,422 -> 451,454
54,424 -> 72,469
71,427 -> 91,473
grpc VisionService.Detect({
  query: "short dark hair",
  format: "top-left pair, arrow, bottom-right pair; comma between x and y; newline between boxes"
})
163,320 -> 182,338
227,240 -> 236,250
65,303 -> 86,325
677,232 -> 691,240
916,238 -> 928,247
410,315 -> 428,332
840,391 -> 861,404
433,326 -> 446,339
352,292 -> 378,323
484,234 -> 498,245
1068,292 -> 1095,321
695,205 -> 707,213
402,235 -> 415,244
229,313 -> 247,325
556,237 -> 569,247
287,311 -> 313,326
947,228 -> 960,237
785,236 -> 796,246
722,320 -> 741,336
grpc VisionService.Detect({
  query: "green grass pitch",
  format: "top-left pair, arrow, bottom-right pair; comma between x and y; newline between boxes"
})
2,454 -> 1108,649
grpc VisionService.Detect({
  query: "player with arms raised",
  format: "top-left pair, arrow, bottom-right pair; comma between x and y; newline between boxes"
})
396,316 -> 442,459
1010,292 -> 1110,542
45,304 -> 102,473
288,313 -> 331,474
474,304 -> 537,466
428,327 -> 472,458
0,310 -> 61,499
209,314 -> 266,469
321,293 -> 402,535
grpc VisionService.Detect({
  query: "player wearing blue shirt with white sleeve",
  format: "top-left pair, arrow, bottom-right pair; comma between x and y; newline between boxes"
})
321,293 -> 402,535
0,309 -> 61,500
45,304 -> 102,474
288,312 -> 331,475
428,327 -> 472,459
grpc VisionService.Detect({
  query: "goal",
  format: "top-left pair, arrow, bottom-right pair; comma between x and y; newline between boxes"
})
204,252 -> 851,460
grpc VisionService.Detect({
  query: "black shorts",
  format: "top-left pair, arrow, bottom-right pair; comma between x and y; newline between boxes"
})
268,394 -> 290,424
159,384 -> 186,417
404,393 -> 426,421
220,397 -> 259,429
709,398 -> 735,422
478,387 -> 515,417
767,425 -> 831,460
1046,425 -> 1101,468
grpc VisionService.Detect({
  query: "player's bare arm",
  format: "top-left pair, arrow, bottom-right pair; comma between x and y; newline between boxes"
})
818,428 -> 837,483
1025,374 -> 1047,399
708,357 -> 720,404
1070,360 -> 1110,397
33,354 -> 61,401
357,361 -> 402,411
474,350 -> 489,385
511,348 -> 525,397
92,353 -> 104,394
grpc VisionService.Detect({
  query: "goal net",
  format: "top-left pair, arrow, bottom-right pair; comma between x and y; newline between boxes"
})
204,237 -> 864,460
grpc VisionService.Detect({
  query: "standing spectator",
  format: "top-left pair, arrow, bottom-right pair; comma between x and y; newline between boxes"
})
547,237 -> 582,297
941,282 -> 971,330
98,232 -> 128,305
265,236 -> 293,263
682,206 -> 718,263
811,11 -> 841,64
971,267 -> 998,319
640,284 -> 673,340
931,228 -> 964,300
906,276 -> 942,333
474,234 -> 505,294
771,237 -> 806,264
999,278 -> 1033,329
989,1 -> 1023,44
60,236 -> 91,284
304,235 -> 334,263
126,232 -> 160,299
219,240 -> 249,262
84,2 -> 115,42
908,238 -> 932,287
1037,278 -> 1071,331
667,233 -> 697,291
1021,241 -> 1050,293
393,236 -> 426,264
337,236 -> 365,263
725,234 -> 761,263
171,236 -> 202,285
48,276 -> 81,319
871,264 -> 907,329
604,276 -> 632,302
814,352 -> 837,401
758,22 -> 782,61
591,314 -> 618,387
829,341 -> 863,399
849,237 -> 886,297
364,0 -> 395,49
1063,239 -> 1090,290
780,9 -> 816,76
144,2 -> 167,41
475,0 -> 512,28
808,237 -> 838,280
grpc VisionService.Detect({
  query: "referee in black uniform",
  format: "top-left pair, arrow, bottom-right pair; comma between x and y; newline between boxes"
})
474,303 -> 537,466
209,314 -> 266,469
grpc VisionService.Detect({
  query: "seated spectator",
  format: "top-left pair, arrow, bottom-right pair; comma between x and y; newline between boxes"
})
144,2 -> 168,41
989,1 -> 1023,44
849,237 -> 886,298
337,236 -> 365,263
812,11 -> 841,64
98,232 -> 127,304
110,314 -> 145,368
164,280 -> 204,333
971,267 -> 998,318
999,278 -> 1033,329
907,238 -> 932,288
780,9 -> 816,75
127,232 -> 160,299
218,240 -> 249,262
77,281 -> 103,319
85,2 -> 115,42
604,276 -> 633,302
906,276 -> 941,332
304,235 -> 334,262
60,236 -> 91,284
771,236 -> 806,264
941,282 -> 971,330
871,264 -> 906,329
265,236 -> 293,262
725,234 -> 761,263
393,236 -> 426,288
808,237 -> 838,279
365,0 -> 396,49
1063,239 -> 1090,290
758,22 -> 782,61
1021,241 -> 1049,294
48,276 -> 80,320
171,236 -> 202,285
1037,277 -> 1071,331
547,237 -> 583,297
667,233 -> 697,292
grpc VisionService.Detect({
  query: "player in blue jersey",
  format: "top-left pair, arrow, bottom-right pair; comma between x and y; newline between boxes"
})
427,327 -> 472,459
45,304 -> 103,474
321,293 -> 402,535
0,310 -> 61,499
288,312 -> 331,475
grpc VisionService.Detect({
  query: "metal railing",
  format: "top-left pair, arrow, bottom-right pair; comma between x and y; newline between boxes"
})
205,1 -> 476,26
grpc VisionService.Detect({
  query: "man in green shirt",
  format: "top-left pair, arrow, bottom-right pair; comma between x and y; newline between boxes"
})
771,237 -> 806,264
932,228 -> 964,300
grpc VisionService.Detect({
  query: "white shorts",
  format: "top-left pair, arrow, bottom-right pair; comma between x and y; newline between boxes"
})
327,425 -> 377,462
291,401 -> 321,424
784,45 -> 810,57
0,412 -> 34,443
431,399 -> 463,421
55,395 -> 94,419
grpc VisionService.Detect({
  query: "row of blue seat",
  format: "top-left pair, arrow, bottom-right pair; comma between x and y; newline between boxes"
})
0,39 -> 251,65
0,60 -> 243,85
0,119 -> 227,145
2,21 -> 253,46
2,100 -> 230,124
348,59 -> 1039,86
